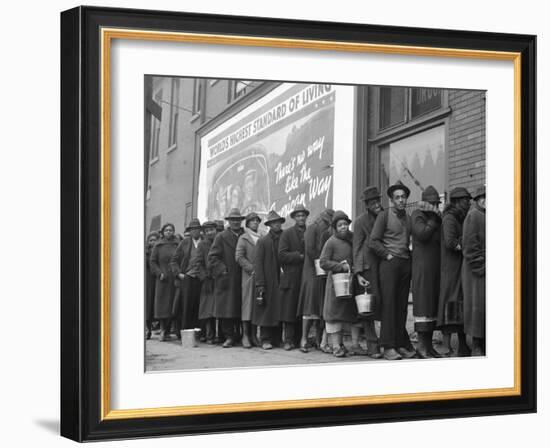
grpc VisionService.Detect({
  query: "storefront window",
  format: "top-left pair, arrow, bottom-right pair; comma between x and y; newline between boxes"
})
380,125 -> 446,209
379,87 -> 406,129
411,88 -> 442,119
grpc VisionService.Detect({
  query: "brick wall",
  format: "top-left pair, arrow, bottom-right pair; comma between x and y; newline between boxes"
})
448,91 -> 486,194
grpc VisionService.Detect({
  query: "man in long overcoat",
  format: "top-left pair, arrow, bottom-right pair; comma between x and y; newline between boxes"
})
189,221 -> 217,344
170,218 -> 203,332
297,208 -> 333,352
207,208 -> 245,348
369,181 -> 416,361
437,187 -> 472,356
352,186 -> 384,358
411,186 -> 443,358
278,204 -> 308,350
253,211 -> 286,350
462,185 -> 486,356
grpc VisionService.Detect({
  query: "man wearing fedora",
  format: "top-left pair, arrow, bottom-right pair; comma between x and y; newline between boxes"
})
278,204 -> 309,350
370,181 -> 416,361
411,186 -> 443,359
462,185 -> 486,356
170,218 -> 203,332
437,187 -> 472,356
254,210 -> 286,349
207,208 -> 245,348
352,186 -> 384,358
189,221 -> 218,344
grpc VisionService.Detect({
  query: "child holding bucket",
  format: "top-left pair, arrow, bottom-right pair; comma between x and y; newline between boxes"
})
320,211 -> 364,357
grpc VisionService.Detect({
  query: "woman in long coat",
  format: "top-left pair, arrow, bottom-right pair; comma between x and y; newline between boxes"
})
189,221 -> 217,344
150,223 -> 179,341
437,187 -> 472,356
462,187 -> 486,355
253,211 -> 285,349
145,231 -> 159,340
410,186 -> 442,358
207,209 -> 245,347
297,209 -> 333,352
235,212 -> 263,348
320,211 -> 360,358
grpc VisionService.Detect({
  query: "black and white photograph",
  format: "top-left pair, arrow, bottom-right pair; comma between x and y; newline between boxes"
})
144,77 -> 486,371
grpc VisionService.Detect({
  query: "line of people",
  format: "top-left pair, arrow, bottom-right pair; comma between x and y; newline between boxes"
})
146,180 -> 486,360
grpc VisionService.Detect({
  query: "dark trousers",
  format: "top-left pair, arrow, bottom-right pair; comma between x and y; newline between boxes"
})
181,276 -> 201,330
379,257 -> 412,349
221,318 -> 239,340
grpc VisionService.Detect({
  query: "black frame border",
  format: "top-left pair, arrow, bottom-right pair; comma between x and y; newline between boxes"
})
60,6 -> 536,441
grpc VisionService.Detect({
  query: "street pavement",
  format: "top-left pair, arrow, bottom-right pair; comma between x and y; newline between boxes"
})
145,304 -> 457,371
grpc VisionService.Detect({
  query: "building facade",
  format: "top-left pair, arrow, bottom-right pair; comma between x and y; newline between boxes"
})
145,78 -> 485,234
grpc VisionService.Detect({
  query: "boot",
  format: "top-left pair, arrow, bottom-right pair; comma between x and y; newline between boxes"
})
366,340 -> 383,359
251,324 -> 261,347
205,319 -> 215,344
426,330 -> 443,358
241,321 -> 252,349
440,332 -> 452,356
471,337 -> 484,356
416,331 -> 433,359
457,332 -> 471,357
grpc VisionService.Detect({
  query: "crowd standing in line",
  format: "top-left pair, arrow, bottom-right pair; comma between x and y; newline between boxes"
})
146,181 -> 486,360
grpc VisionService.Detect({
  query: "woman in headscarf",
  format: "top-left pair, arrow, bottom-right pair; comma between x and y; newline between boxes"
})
150,223 -> 179,341
235,212 -> 264,348
145,231 -> 160,340
297,208 -> 334,352
320,211 -> 361,358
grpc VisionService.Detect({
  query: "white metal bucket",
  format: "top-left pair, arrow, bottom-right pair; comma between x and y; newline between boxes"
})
180,328 -> 200,348
314,259 -> 327,277
333,272 -> 352,298
355,292 -> 376,315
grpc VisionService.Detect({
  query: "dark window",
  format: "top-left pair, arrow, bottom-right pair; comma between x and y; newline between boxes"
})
192,79 -> 202,115
379,87 -> 406,130
411,88 -> 442,119
150,214 -> 161,232
150,89 -> 162,160
168,79 -> 180,147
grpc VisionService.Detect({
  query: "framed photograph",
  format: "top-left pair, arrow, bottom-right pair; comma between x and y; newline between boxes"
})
60,5 -> 536,441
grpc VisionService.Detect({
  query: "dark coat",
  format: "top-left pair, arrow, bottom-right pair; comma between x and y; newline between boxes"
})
278,224 -> 306,322
352,210 -> 382,320
235,230 -> 262,321
149,237 -> 180,319
462,204 -> 486,338
411,206 -> 442,317
320,233 -> 358,323
190,238 -> 216,320
253,230 -> 282,327
170,236 -> 202,278
145,246 -> 156,322
437,206 -> 466,329
297,216 -> 331,317
207,228 -> 245,319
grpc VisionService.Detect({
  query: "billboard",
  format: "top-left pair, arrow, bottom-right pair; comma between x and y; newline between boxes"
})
198,83 -> 355,225
201,84 -> 335,222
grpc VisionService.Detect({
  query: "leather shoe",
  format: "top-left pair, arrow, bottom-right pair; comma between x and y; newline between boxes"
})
383,348 -> 402,360
262,341 -> 273,350
283,341 -> 293,351
428,347 -> 443,358
222,338 -> 234,348
397,347 -> 417,359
